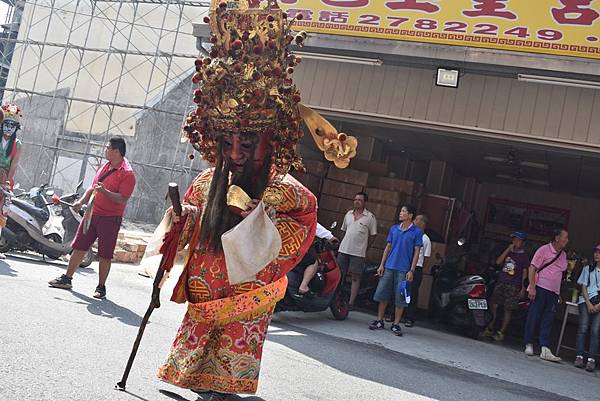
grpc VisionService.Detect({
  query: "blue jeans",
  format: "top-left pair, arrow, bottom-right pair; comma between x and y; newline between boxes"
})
524,286 -> 558,347
576,302 -> 600,359
373,269 -> 408,308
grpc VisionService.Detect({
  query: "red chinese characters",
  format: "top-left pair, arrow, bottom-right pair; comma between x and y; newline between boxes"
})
385,0 -> 440,13
462,0 -> 517,20
321,0 -> 369,6
287,8 -> 314,21
319,10 -> 350,23
281,0 -> 369,5
551,0 -> 599,25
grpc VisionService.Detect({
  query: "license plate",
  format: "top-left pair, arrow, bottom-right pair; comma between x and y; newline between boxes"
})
468,299 -> 488,310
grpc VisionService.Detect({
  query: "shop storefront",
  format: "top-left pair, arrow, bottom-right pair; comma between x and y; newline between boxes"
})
193,0 -> 600,311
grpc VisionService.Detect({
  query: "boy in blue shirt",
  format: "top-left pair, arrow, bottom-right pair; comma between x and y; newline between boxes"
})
369,205 -> 423,336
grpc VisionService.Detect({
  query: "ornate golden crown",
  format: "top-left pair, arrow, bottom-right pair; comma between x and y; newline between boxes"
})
183,0 -> 357,173
1,104 -> 23,124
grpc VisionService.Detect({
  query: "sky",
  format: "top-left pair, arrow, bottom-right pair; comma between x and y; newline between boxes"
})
0,3 -> 9,24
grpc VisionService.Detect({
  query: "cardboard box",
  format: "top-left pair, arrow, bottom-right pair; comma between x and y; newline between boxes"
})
319,194 -> 353,213
423,241 -> 446,275
327,168 -> 369,187
367,176 -> 423,196
365,187 -> 404,207
373,233 -> 389,249
367,247 -> 384,264
418,274 -> 433,310
317,209 -> 346,231
376,219 -> 396,236
350,159 -> 388,176
303,159 -> 329,177
321,179 -> 363,200
293,172 -> 322,195
368,203 -> 398,222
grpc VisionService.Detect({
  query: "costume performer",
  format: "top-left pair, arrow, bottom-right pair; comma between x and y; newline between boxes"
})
156,1 -> 357,399
0,104 -> 23,259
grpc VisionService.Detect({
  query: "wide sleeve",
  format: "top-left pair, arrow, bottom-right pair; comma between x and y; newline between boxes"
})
267,175 -> 317,276
176,169 -> 211,250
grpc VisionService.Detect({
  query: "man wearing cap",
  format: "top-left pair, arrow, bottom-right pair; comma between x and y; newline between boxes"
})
483,231 -> 530,341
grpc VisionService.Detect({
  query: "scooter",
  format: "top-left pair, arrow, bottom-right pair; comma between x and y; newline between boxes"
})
275,232 -> 350,320
0,181 -> 93,267
430,239 -> 492,338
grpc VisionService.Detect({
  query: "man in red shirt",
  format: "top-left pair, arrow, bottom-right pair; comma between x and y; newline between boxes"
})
49,137 -> 136,299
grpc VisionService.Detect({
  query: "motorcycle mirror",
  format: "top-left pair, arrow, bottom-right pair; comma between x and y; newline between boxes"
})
457,238 -> 467,247
51,194 -> 61,205
330,221 -> 337,230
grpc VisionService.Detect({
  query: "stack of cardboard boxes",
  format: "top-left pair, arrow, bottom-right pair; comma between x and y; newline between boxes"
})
294,155 -> 423,265
291,158 -> 328,200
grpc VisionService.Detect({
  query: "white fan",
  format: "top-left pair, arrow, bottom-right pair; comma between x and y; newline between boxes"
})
496,174 -> 549,187
484,150 -> 548,170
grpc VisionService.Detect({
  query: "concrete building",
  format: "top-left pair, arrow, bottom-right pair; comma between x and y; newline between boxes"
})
2,0 -> 210,224
192,2 -> 600,301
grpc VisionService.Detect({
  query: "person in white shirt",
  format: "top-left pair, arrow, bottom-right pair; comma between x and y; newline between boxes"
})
338,192 -> 377,309
316,223 -> 335,241
296,223 -> 339,296
404,214 -> 431,327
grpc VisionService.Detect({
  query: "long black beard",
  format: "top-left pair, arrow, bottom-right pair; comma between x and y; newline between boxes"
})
3,130 -> 16,158
199,141 -> 272,252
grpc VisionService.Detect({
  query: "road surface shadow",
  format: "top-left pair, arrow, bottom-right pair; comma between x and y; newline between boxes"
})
159,389 -> 265,401
6,251 -> 95,275
118,389 -> 152,401
63,290 -> 143,327
268,321 -> 580,401
0,260 -> 18,276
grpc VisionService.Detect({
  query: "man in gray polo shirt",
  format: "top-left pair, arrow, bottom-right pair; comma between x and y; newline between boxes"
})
338,191 -> 377,309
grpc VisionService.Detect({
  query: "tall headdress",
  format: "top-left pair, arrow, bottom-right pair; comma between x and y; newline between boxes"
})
182,0 -> 357,174
1,104 -> 23,125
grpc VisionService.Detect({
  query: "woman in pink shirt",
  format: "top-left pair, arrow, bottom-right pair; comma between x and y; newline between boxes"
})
523,229 -> 569,362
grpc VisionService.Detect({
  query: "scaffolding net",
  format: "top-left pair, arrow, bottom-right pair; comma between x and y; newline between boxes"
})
0,0 -> 209,224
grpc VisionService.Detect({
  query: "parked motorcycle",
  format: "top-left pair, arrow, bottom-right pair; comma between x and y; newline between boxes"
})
0,181 -> 93,267
276,225 -> 350,320
430,239 -> 492,338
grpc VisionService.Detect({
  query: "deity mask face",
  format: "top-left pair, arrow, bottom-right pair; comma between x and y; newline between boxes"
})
2,119 -> 18,138
221,132 -> 270,174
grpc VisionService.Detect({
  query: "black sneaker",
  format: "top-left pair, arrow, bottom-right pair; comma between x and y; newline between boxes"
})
391,323 -> 403,336
206,392 -> 230,401
49,274 -> 72,289
93,285 -> 106,299
405,319 -> 415,328
369,320 -> 384,330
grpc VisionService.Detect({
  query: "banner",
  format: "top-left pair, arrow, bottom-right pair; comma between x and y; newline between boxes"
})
279,0 -> 600,59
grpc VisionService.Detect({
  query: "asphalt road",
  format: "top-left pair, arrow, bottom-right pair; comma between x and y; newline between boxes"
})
1,254 -> 596,401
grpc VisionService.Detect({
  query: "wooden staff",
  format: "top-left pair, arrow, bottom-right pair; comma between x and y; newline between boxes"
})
115,182 -> 182,391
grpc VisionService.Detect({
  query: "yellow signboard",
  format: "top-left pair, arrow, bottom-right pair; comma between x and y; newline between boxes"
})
278,0 -> 600,59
